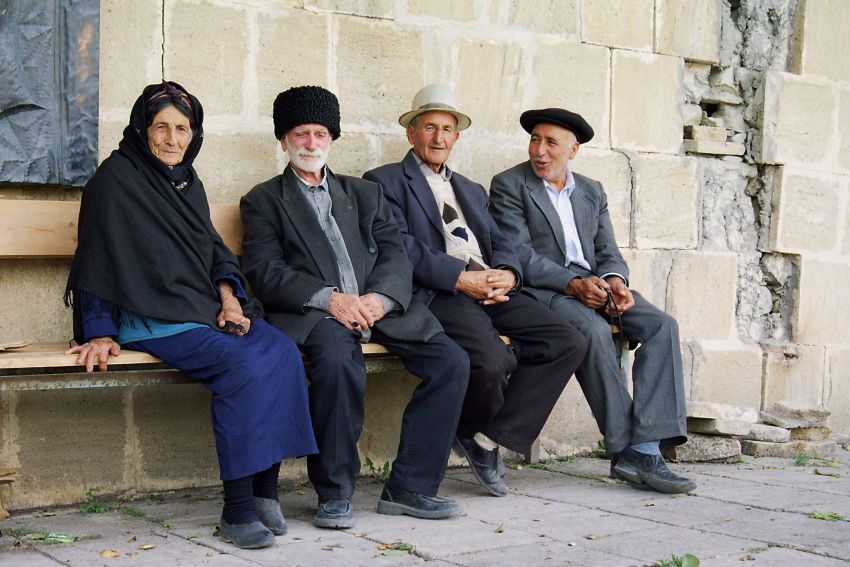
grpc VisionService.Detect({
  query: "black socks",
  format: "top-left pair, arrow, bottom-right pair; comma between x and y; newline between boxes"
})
222,475 -> 257,525
252,462 -> 282,501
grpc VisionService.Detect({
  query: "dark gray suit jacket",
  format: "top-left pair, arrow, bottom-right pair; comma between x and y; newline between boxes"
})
489,161 -> 628,307
240,165 -> 442,345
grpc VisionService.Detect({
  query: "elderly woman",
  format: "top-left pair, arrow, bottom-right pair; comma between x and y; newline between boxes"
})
65,82 -> 317,549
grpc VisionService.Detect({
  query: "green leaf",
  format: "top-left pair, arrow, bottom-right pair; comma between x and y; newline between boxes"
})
809,510 -> 845,521
681,554 -> 700,567
381,549 -> 410,556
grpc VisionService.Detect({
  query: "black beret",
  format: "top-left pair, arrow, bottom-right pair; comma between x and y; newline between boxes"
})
273,86 -> 341,140
519,108 -> 594,144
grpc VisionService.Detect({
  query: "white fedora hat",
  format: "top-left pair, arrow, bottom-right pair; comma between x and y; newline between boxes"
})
398,83 -> 471,131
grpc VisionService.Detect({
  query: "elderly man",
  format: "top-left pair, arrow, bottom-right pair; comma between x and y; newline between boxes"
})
489,108 -> 695,494
364,85 -> 587,497
240,86 -> 470,528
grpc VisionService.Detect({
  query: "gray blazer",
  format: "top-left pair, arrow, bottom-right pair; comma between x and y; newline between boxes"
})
489,161 -> 628,307
240,165 -> 442,345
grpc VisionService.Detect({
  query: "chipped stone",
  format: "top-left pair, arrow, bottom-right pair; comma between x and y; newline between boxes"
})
687,418 -> 752,437
790,426 -> 832,441
761,400 -> 831,429
687,401 -> 759,423
741,439 -> 837,458
684,125 -> 727,142
683,103 -> 705,126
662,434 -> 741,463
701,91 -> 743,105
746,423 -> 791,443
684,140 -> 745,156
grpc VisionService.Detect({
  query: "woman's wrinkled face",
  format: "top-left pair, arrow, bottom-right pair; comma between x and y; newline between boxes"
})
147,105 -> 192,166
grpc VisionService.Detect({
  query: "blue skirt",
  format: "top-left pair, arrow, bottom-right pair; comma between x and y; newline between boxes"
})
125,319 -> 317,480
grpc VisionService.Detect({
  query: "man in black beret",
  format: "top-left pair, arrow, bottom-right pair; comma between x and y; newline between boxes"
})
240,86 -> 470,528
489,108 -> 695,494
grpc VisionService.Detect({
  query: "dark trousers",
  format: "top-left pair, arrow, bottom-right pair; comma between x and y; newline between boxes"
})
300,318 -> 469,500
428,292 -> 588,453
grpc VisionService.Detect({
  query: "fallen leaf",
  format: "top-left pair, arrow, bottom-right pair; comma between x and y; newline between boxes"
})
814,468 -> 840,478
644,502 -> 655,507
584,533 -> 599,540
43,534 -> 76,544
379,541 -> 413,556
740,554 -> 755,561
495,523 -> 506,533
354,533 -> 365,538
139,544 -> 156,550
100,549 -> 120,558
567,542 -> 576,546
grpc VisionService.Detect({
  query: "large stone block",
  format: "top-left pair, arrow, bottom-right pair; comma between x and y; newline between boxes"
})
532,41 -> 610,148
795,259 -> 850,344
256,9 -> 330,118
99,0 -> 163,113
662,434 -> 741,463
97,119 -> 125,163
359,372 -> 416,467
507,0 -> 580,37
327,132 -> 374,178
756,71 -> 838,170
761,400 -> 830,429
762,344 -> 826,408
134,384 -> 219,489
571,149 -> 630,245
336,19 -> 423,128
746,423 -> 791,443
839,87 -> 850,172
687,418 -> 751,437
618,249 -> 672,308
686,341 -> 762,408
654,0 -> 721,64
407,0 -> 475,21
303,0 -> 393,18
632,154 -> 700,250
741,439 -> 836,458
826,348 -> 850,436
667,252 -> 737,340
376,134 -> 413,169
0,260 -> 73,343
611,51 -> 683,153
768,167 -> 842,254
581,0 -> 653,51
539,380 -> 603,455
450,136 -> 526,190
193,128 -> 281,203
457,40 -> 526,135
791,0 -> 850,83
686,400 -> 759,423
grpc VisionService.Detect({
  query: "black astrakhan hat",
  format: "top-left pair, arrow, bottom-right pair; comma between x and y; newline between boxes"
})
519,108 -> 594,144
273,86 -> 341,140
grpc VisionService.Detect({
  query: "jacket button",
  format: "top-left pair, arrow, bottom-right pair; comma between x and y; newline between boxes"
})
427,290 -> 434,296
368,247 -> 376,253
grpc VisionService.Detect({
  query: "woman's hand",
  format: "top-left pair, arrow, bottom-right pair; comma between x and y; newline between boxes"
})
66,336 -> 121,372
217,281 -> 250,336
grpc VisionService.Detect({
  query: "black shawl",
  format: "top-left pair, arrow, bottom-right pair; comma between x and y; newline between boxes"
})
66,82 -> 254,343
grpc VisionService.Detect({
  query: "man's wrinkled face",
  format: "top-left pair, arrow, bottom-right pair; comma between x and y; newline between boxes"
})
281,124 -> 332,175
147,105 -> 192,166
528,123 -> 579,190
406,111 -> 459,172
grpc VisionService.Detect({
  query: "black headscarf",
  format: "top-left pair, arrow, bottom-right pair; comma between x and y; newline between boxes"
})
66,81 -> 256,343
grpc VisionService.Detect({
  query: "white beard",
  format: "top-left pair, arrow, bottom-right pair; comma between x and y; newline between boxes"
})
288,147 -> 328,173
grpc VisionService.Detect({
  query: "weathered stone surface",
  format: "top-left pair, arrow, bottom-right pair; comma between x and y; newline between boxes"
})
336,19 -> 423,128
683,103 -> 704,126
377,133 -> 416,170
791,0 -> 850,83
506,0 -> 580,37
687,400 -> 759,423
683,140 -> 745,156
795,259 -> 850,344
763,343 -> 826,408
456,40 -> 525,134
407,0 -> 475,21
632,154 -> 699,250
303,0 -> 393,18
741,439 -> 837,459
667,252 -> 737,340
571,148 -> 630,246
618,249 -> 672,309
539,381 -> 608,455
790,426 -> 832,441
193,129 -> 280,203
451,135 -> 525,191
662,433 -> 741,463
685,125 -> 727,142
612,51 -> 683,153
839,86 -> 850,172
826,348 -> 850,434
687,418 -> 751,437
533,41 -> 610,148
746,423 -> 791,443
761,400 -> 830,429
256,9 -> 329,118
0,260 -> 73,343
687,342 -> 763,408
756,71 -> 838,169
768,167 -> 842,254
165,0 -> 248,117
654,0 -> 721,63
581,0 -> 653,50
328,132 -> 376,178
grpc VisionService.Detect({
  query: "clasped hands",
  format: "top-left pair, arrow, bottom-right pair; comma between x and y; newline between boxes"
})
328,291 -> 387,331
456,268 -> 516,305
566,275 -> 634,315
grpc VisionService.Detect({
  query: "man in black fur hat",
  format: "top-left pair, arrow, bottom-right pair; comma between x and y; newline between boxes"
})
240,86 -> 470,529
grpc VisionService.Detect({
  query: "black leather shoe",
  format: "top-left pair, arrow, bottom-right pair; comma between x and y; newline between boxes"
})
313,498 -> 354,529
376,486 -> 460,519
254,497 -> 287,535
613,447 -> 696,494
453,435 -> 509,497
219,518 -> 275,549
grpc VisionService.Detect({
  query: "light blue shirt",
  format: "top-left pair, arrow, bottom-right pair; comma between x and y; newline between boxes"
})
544,170 -> 592,271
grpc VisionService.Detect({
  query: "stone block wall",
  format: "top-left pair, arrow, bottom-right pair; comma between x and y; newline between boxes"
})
2,0 -> 848,509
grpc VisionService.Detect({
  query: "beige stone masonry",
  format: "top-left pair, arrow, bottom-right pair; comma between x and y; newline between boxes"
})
451,137 -> 526,191
654,0 -> 721,64
687,418 -> 752,437
532,41 -> 610,149
633,154 -> 700,250
327,132 -> 375,178
686,341 -> 763,408
746,423 -> 791,443
768,167 -> 842,255
407,0 -> 475,21
667,253 -> 737,340
581,0 -> 653,51
826,348 -> 850,433
0,261 -> 71,343
686,400 -> 759,423
757,71 -> 838,170
839,86 -> 850,173
336,19 -> 424,128
611,51 -> 683,153
164,1 -> 248,117
618,249 -> 672,308
571,149 -> 631,246
457,40 -> 526,135
303,0 -> 393,19
762,344 -> 826,409
796,259 -> 850,345
662,434 -> 741,463
791,0 -> 850,83
683,140 -> 745,156
741,439 -> 837,458
506,0 -> 580,37
790,426 -> 831,441
685,125 -> 727,142
194,130 -> 281,203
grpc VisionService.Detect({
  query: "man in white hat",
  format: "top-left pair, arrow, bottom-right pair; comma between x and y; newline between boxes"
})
364,84 -> 588,497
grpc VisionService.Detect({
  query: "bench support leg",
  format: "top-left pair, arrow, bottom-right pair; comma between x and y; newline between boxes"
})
524,439 -> 541,464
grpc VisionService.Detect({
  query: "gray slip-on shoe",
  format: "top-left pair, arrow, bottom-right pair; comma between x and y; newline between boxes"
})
218,518 -> 275,549
313,498 -> 354,529
614,447 -> 696,494
254,497 -> 287,535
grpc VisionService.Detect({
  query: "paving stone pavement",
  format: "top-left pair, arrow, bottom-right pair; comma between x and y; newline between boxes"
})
1,449 -> 848,566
